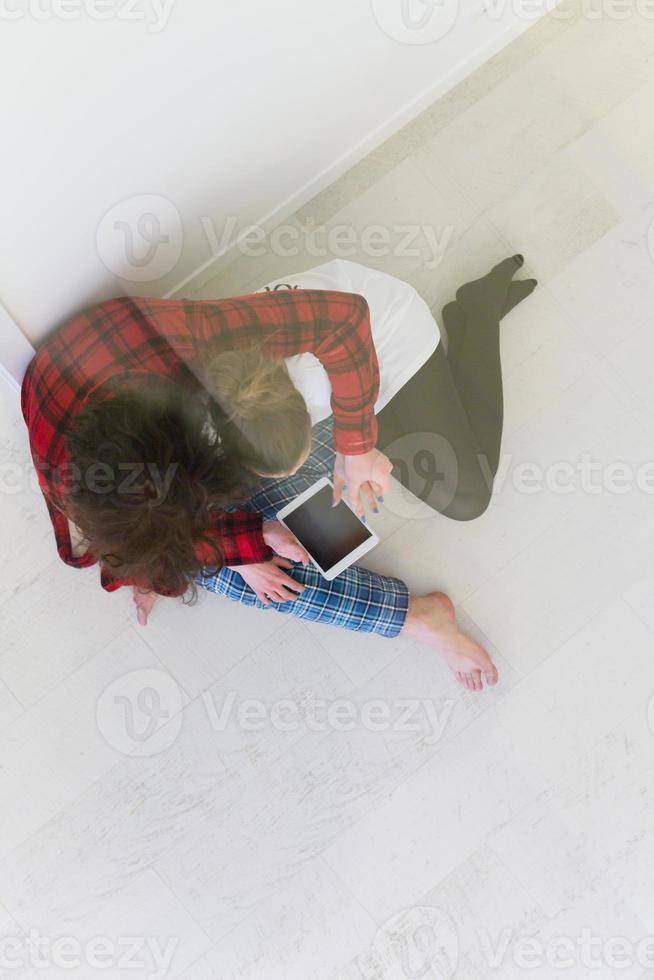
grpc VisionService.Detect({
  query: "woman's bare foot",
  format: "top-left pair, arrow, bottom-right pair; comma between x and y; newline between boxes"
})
402,592 -> 499,691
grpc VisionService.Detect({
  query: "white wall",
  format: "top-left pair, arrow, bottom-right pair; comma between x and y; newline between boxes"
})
0,302 -> 34,391
0,0 -> 556,348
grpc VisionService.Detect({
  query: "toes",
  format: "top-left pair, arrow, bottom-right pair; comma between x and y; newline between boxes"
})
460,671 -> 482,691
455,670 -> 474,691
485,664 -> 500,686
455,670 -> 482,691
492,255 -> 523,281
502,278 -> 538,316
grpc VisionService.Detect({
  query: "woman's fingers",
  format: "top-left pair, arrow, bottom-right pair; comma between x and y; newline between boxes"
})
271,557 -> 293,570
361,481 -> 378,515
372,454 -> 393,496
263,587 -> 297,603
290,545 -> 310,565
333,474 -> 346,506
270,563 -> 305,594
274,587 -> 298,602
256,590 -> 272,605
347,482 -> 365,518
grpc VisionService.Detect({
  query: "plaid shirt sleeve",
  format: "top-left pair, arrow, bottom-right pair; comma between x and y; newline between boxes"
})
43,493 -> 97,570
212,512 -> 273,566
189,289 -> 380,455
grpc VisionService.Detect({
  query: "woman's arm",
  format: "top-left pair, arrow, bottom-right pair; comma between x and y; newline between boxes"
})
212,512 -> 274,566
210,514 -> 309,567
44,494 -> 98,570
190,289 -> 381,456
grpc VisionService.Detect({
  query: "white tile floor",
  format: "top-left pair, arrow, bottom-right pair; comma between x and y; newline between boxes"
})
2,5 -> 654,978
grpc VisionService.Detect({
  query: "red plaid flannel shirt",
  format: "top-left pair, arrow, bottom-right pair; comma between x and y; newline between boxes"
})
21,289 -> 380,593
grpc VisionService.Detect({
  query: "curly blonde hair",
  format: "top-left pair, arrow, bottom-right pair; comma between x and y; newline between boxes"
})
206,345 -> 312,476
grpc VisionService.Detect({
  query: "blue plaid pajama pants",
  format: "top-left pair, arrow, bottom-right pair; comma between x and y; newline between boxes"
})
196,418 -> 410,637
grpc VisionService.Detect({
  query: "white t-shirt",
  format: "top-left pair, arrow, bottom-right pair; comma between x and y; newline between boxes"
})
257,260 -> 440,426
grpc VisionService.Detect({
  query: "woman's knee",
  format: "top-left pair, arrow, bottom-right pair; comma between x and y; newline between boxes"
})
443,483 -> 493,522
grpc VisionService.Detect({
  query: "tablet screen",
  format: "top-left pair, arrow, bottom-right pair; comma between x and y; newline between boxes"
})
282,484 -> 372,572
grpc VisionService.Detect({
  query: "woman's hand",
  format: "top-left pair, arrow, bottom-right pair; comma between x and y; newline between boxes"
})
229,557 -> 306,605
262,521 -> 310,565
333,449 -> 393,518
133,587 -> 160,626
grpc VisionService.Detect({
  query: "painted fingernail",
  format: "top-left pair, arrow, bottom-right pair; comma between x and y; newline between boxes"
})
374,507 -> 380,513
377,496 -> 384,502
360,516 -> 366,523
